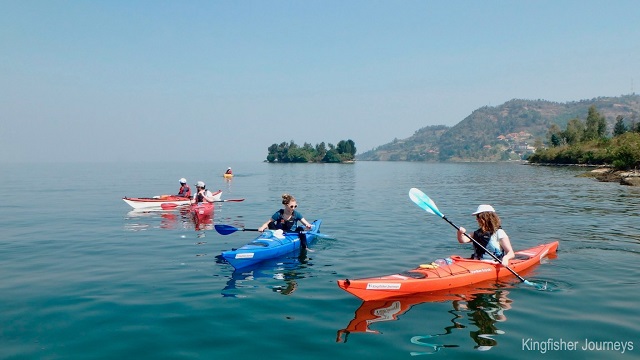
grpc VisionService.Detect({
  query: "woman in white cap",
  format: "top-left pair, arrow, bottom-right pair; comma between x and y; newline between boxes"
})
177,178 -> 191,198
456,204 -> 514,266
191,181 -> 215,204
225,167 -> 233,175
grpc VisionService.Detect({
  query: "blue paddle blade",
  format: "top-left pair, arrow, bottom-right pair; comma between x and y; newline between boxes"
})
409,188 -> 444,218
524,279 -> 548,290
214,224 -> 239,235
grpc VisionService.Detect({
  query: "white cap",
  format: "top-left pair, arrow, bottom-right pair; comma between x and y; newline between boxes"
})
179,178 -> 187,184
228,167 -> 231,169
472,204 -> 495,215
196,181 -> 205,188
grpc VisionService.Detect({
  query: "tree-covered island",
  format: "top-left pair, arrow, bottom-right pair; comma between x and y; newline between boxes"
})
266,139 -> 356,163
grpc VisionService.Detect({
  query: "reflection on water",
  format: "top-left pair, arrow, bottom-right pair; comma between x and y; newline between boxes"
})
337,283 -> 514,354
453,288 -> 512,351
123,207 -> 215,231
219,250 -> 313,297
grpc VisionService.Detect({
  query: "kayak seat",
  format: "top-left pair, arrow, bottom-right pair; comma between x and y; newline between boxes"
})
400,271 -> 427,279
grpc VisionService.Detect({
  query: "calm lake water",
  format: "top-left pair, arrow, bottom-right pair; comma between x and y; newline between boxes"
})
1,161 -> 638,359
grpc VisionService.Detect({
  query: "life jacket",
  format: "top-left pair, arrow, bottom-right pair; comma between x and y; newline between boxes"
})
195,189 -> 207,203
178,185 -> 191,197
270,209 -> 298,231
472,229 -> 504,260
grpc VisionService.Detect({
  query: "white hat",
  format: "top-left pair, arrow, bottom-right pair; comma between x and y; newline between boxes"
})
179,178 -> 187,184
228,167 -> 231,169
472,204 -> 495,215
196,181 -> 205,187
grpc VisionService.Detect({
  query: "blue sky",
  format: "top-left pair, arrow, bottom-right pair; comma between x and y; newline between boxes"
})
1,0 -> 639,163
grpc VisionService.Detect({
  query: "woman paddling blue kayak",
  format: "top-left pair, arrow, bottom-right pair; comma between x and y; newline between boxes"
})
216,192 -> 321,269
215,220 -> 323,269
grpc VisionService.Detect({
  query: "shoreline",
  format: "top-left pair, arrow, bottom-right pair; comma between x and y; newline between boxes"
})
580,168 -> 640,186
526,162 -> 640,186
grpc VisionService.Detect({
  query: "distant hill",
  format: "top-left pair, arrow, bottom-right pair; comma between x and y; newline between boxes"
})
357,94 -> 640,161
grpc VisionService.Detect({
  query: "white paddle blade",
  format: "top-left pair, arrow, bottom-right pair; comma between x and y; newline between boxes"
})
409,188 -> 444,218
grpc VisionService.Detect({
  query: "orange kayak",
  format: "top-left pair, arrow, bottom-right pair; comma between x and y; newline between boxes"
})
337,241 -> 558,301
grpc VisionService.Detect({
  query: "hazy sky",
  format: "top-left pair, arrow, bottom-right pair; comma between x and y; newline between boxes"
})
1,1 -> 639,163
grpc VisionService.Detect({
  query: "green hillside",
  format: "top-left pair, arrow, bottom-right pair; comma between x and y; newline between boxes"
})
357,95 -> 640,162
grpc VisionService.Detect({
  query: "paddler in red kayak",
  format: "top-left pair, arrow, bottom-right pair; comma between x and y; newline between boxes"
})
191,181 -> 215,204
456,204 -> 515,266
177,178 -> 191,198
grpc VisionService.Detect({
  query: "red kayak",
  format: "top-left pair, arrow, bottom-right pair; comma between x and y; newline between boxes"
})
337,241 -> 558,301
190,202 -> 214,223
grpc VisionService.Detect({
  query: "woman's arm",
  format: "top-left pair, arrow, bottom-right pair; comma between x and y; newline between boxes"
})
499,232 -> 515,266
457,226 -> 471,243
258,220 -> 271,232
300,217 -> 312,229
259,212 -> 278,232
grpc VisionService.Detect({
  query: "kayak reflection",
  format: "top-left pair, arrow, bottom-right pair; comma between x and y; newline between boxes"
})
218,249 -> 312,298
337,282 -> 515,352
124,207 -> 213,231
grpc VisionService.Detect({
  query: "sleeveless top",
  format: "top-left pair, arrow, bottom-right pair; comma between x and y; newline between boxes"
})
270,209 -> 303,231
193,189 -> 212,203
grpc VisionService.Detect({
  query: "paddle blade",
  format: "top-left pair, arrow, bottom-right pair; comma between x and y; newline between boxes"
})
215,198 -> 245,203
409,188 -> 444,218
524,279 -> 548,290
214,224 -> 240,235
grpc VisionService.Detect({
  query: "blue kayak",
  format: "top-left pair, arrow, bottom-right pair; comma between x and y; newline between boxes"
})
221,219 -> 322,269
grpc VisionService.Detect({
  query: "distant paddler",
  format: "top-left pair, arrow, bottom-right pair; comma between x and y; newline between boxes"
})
224,167 -> 234,178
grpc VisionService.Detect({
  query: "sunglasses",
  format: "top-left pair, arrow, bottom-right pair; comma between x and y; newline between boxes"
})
289,204 -> 298,209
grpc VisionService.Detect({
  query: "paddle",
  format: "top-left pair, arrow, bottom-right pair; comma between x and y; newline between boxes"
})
408,188 -> 538,288
214,224 -> 260,235
161,198 -> 245,210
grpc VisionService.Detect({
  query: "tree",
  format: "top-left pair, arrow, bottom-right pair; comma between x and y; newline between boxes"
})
533,137 -> 544,150
562,118 -> 584,145
336,139 -> 357,160
315,142 -> 327,161
584,105 -> 607,140
287,147 -> 311,162
613,115 -> 628,137
546,124 -> 563,147
323,149 -> 341,163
